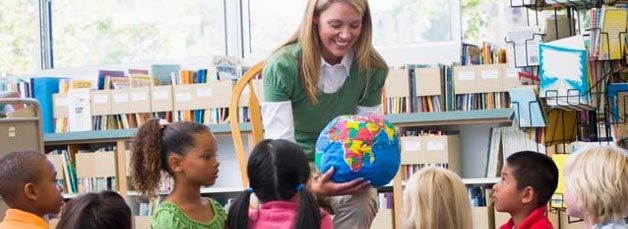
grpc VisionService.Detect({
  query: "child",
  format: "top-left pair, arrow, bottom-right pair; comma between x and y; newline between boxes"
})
563,145 -> 628,228
55,190 -> 131,229
493,151 -> 558,229
130,119 -> 226,229
227,139 -> 332,229
402,167 -> 473,229
0,151 -> 64,229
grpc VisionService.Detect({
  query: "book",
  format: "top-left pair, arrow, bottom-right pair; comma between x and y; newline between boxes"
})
151,64 -> 181,85
97,70 -> 124,90
599,6 -> 628,60
509,87 -> 546,128
539,35 -> 590,108
31,77 -> 65,133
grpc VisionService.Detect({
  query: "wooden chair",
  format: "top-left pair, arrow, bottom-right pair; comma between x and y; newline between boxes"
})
229,61 -> 265,188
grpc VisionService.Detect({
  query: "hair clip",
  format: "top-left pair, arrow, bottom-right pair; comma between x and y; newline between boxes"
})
296,184 -> 305,192
247,187 -> 254,193
158,119 -> 170,129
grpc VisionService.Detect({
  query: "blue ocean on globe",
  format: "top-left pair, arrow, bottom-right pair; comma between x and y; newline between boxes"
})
315,114 -> 400,187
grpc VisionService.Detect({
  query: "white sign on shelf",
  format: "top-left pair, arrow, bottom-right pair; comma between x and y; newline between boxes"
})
427,140 -> 445,151
403,141 -> 421,151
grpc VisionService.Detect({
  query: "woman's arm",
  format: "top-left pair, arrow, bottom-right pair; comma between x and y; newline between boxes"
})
355,104 -> 382,115
261,101 -> 296,142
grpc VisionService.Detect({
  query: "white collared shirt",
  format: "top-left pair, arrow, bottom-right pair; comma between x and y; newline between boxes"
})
261,50 -> 382,141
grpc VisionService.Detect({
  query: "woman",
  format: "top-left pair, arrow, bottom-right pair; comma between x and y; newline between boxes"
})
261,0 -> 388,227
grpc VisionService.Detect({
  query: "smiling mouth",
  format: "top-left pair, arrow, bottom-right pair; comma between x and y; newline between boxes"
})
334,40 -> 349,47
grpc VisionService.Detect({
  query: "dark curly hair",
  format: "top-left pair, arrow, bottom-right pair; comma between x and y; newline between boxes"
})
130,119 -> 210,196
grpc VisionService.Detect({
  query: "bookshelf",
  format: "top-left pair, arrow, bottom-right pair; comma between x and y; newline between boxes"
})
41,109 -> 514,229
44,123 -> 253,144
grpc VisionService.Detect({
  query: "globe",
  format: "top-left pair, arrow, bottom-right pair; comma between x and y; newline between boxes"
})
315,114 -> 400,187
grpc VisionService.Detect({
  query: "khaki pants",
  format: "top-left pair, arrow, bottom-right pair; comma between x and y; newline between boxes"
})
310,163 -> 378,229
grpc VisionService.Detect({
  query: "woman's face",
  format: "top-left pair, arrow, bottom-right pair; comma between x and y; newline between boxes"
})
315,1 -> 362,64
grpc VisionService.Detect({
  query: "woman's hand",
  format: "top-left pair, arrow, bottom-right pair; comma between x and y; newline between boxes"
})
308,167 -> 371,196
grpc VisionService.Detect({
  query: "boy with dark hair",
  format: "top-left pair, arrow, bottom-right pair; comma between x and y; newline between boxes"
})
493,151 -> 559,229
0,151 -> 64,229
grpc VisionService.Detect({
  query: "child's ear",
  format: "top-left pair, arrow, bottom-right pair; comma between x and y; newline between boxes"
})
168,154 -> 184,173
520,186 -> 535,204
23,183 -> 38,201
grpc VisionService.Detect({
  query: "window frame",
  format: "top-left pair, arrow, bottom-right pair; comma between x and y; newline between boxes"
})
29,0 -> 463,77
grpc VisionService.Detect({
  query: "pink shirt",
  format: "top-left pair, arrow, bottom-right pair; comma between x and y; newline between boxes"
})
248,201 -> 333,229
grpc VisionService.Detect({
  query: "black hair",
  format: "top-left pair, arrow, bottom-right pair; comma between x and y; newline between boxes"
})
506,151 -> 559,208
55,190 -> 131,229
227,139 -> 321,229
0,151 -> 47,206
130,119 -> 211,196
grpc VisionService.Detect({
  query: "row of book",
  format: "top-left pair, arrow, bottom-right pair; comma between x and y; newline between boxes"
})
51,68 -> 263,132
589,6 -> 627,61
2,55 -> 253,133
383,63 -> 520,115
468,186 -> 492,207
48,149 -> 119,194
377,192 -> 394,210
399,131 -> 461,179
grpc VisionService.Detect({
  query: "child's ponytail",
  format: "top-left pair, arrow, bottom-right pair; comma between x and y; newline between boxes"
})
130,119 -> 166,196
227,188 -> 253,229
295,186 -> 321,229
130,119 -> 211,196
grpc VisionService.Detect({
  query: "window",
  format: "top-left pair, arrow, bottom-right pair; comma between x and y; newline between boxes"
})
370,0 -> 453,45
0,0 -> 38,76
462,0 -> 533,44
243,0 -> 462,65
371,0 -> 461,65
51,0 -> 226,68
245,0 -> 306,55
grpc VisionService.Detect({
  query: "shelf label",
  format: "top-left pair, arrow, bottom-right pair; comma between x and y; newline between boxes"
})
507,68 -> 519,78
403,141 -> 421,151
55,97 -> 69,107
153,91 -> 169,101
427,140 -> 445,151
175,92 -> 192,102
458,71 -> 475,81
113,94 -> 129,103
481,69 -> 499,79
196,88 -> 213,98
131,92 -> 147,101
93,95 -> 108,104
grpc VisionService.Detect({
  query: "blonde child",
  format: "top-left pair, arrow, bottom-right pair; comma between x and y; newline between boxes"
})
563,145 -> 628,228
226,139 -> 332,229
402,167 -> 473,229
130,119 -> 225,229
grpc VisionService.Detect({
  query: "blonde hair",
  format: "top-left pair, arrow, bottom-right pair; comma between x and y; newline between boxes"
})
402,167 -> 473,229
275,0 -> 387,104
563,145 -> 628,224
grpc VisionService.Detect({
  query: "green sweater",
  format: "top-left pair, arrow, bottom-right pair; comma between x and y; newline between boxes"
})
263,43 -> 387,159
151,198 -> 227,229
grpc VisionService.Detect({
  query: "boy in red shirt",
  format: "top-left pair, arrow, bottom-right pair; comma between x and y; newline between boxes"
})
0,151 -> 64,229
493,151 -> 558,229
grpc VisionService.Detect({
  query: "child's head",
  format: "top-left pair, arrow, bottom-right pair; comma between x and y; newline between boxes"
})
493,151 -> 558,214
402,167 -> 472,229
227,139 -> 321,229
0,151 -> 64,216
55,190 -> 131,229
563,145 -> 628,224
130,119 -> 219,195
